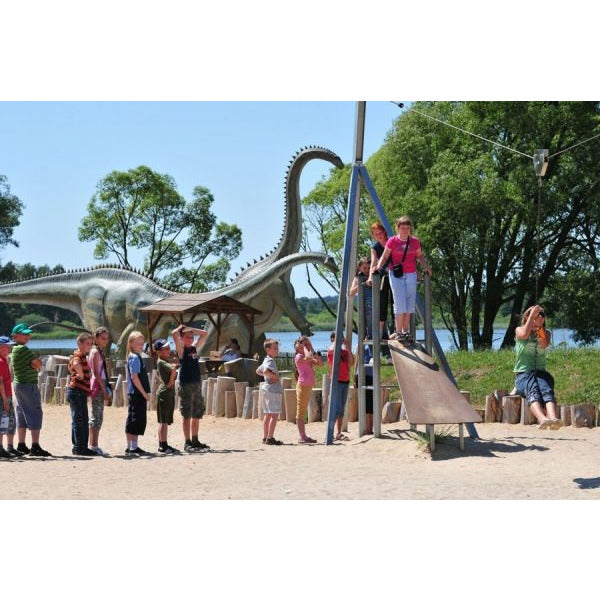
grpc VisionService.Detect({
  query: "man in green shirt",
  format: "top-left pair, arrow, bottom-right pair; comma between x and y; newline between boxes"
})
10,323 -> 52,456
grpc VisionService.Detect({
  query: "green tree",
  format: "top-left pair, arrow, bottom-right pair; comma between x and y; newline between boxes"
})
304,101 -> 600,349
78,166 -> 242,292
0,175 -> 24,252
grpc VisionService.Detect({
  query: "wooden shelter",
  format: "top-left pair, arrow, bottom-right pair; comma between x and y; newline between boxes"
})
139,292 -> 261,354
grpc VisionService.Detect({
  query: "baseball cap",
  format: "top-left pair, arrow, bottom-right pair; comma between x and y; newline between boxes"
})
0,335 -> 15,346
11,323 -> 33,335
153,338 -> 170,351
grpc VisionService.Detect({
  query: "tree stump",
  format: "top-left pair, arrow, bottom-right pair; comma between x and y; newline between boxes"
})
225,390 -> 237,418
571,403 -> 597,428
205,377 -> 217,415
242,387 -> 254,419
308,389 -> 322,422
460,390 -> 471,404
252,389 -> 259,419
502,395 -> 521,424
347,388 -> 358,422
520,397 -> 538,425
234,382 -> 247,418
283,389 -> 297,423
382,401 -> 402,423
485,393 -> 502,423
215,376 -> 235,418
560,405 -> 572,427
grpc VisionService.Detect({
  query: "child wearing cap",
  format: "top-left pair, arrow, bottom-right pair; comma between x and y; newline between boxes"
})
0,335 -> 18,459
10,323 -> 51,457
154,339 -> 178,454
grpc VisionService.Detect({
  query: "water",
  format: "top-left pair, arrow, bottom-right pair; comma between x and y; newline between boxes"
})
27,328 -> 588,355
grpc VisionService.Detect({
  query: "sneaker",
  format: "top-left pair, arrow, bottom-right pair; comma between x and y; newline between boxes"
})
265,437 -> 283,446
131,447 -> 149,456
7,446 -> 24,458
89,446 -> 105,456
192,439 -> 210,451
158,445 -> 175,454
0,447 -> 12,460
73,448 -> 97,456
29,445 -> 52,457
17,443 -> 30,455
184,442 -> 196,453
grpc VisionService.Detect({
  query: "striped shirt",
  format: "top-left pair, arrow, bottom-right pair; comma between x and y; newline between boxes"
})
68,350 -> 92,393
10,344 -> 39,384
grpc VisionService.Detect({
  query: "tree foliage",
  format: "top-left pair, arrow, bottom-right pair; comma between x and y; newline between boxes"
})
78,166 -> 242,292
0,175 -> 24,253
303,101 -> 600,349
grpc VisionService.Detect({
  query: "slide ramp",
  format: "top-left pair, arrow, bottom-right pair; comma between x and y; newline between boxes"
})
389,340 -> 482,426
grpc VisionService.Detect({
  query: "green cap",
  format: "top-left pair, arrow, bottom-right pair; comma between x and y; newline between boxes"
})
11,323 -> 33,335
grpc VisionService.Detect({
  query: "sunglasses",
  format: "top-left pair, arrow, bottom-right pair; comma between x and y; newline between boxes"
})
538,312 -> 545,318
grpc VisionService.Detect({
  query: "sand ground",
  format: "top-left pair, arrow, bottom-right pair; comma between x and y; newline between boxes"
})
1,405 -> 599,500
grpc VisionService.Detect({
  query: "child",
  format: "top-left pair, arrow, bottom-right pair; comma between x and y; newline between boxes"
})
153,339 -> 179,454
67,332 -> 96,456
256,338 -> 283,445
327,332 -> 354,441
88,326 -> 112,455
0,335 -> 17,459
294,336 -> 321,444
125,331 -> 151,455
10,323 -> 51,457
172,324 -> 209,452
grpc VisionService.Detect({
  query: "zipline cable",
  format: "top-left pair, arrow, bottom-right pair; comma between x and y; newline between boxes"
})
548,131 -> 600,159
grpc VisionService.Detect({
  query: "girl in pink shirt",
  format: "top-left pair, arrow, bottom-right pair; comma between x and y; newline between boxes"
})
294,336 -> 322,444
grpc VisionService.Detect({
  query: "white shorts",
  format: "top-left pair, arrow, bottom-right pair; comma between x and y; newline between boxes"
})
261,390 -> 282,414
389,271 -> 417,314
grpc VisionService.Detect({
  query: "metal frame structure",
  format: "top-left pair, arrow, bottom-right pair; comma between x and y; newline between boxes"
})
325,101 -> 479,444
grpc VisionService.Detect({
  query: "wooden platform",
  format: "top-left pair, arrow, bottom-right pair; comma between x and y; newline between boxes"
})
389,340 -> 482,427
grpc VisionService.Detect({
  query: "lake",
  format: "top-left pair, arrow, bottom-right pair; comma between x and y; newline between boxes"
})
28,328 -> 586,355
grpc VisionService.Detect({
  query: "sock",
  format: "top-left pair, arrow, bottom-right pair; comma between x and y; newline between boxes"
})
192,435 -> 199,443
159,441 -> 167,449
130,440 -> 138,450
31,442 -> 40,449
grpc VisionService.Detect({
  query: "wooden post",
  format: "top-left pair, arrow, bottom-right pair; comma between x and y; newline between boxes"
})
308,389 -> 322,422
242,387 -> 254,419
215,376 -> 236,418
225,390 -> 237,418
460,390 -> 471,404
502,395 -> 521,424
560,405 -> 572,427
347,388 -> 358,422
520,397 -> 538,425
206,377 -> 217,416
382,401 -> 402,423
113,374 -> 124,407
281,376 -> 293,390
321,373 -> 330,423
252,389 -> 259,419
283,389 -> 296,423
44,376 -> 57,404
571,403 -> 597,428
485,393 -> 502,422
149,369 -> 158,411
234,382 -> 247,418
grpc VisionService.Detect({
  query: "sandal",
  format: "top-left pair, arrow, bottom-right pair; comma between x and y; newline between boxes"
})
299,437 -> 317,444
335,433 -> 350,441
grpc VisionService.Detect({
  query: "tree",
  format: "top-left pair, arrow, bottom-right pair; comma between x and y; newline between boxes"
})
304,101 -> 600,349
78,166 -> 242,292
0,175 -> 24,253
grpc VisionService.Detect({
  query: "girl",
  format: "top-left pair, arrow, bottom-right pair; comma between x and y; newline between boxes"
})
294,336 -> 322,444
88,326 -> 111,455
125,331 -> 151,455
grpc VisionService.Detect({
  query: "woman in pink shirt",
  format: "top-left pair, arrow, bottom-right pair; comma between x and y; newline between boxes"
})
376,216 -> 432,341
294,336 -> 322,444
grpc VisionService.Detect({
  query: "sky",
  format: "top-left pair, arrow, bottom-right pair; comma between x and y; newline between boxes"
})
0,101 -> 403,297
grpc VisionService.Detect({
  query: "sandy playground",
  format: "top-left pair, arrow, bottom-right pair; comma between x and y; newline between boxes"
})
1,404 -> 599,500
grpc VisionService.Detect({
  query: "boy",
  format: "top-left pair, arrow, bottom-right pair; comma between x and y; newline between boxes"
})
0,335 -> 17,459
256,339 -> 283,445
67,332 -> 97,456
10,323 -> 51,457
172,324 -> 209,452
327,332 -> 354,441
153,339 -> 179,454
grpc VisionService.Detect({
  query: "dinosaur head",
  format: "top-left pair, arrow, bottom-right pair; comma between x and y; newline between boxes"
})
323,255 -> 338,274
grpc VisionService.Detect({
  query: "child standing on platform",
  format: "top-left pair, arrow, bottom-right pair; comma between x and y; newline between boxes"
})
256,339 -> 283,445
125,331 -> 151,456
153,339 -> 179,454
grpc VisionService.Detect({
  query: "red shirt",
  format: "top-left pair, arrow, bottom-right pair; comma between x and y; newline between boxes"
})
327,346 -> 350,383
0,356 -> 12,398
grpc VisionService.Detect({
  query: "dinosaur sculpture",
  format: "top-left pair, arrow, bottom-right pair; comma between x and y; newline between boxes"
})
0,146 -> 343,355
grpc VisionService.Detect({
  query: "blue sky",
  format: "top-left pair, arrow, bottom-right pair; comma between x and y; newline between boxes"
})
0,101 -> 403,297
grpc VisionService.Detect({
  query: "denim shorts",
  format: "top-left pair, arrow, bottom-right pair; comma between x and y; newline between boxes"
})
14,383 -> 43,430
0,399 -> 17,435
515,370 -> 556,405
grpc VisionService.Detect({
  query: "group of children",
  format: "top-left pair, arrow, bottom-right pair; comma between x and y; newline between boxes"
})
1,321 -> 364,459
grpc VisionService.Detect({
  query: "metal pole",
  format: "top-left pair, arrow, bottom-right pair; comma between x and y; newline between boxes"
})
424,273 -> 433,355
354,102 -> 366,163
357,282 -> 366,437
371,272 -> 382,438
326,165 -> 361,444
